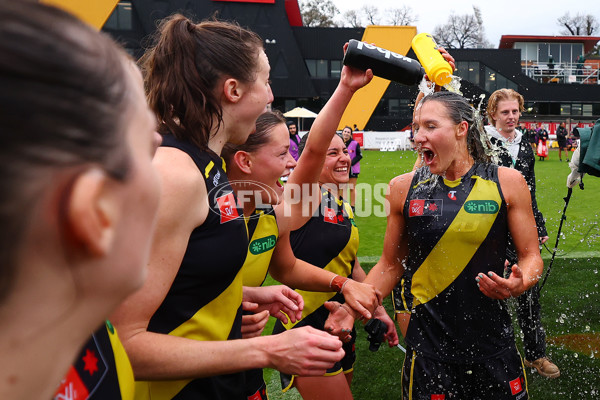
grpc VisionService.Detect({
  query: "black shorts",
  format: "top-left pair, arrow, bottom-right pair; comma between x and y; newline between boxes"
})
244,369 -> 268,400
402,346 -> 528,400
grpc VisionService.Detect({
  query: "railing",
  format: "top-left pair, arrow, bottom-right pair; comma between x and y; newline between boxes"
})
522,62 -> 599,85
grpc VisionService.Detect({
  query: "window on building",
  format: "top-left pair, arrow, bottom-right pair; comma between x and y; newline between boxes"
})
455,61 -> 480,85
573,43 -> 584,59
549,43 -> 560,63
399,99 -> 412,118
561,44 -> 572,63
388,99 -> 399,116
104,1 -> 132,30
284,99 -> 296,112
538,43 -> 549,63
571,103 -> 582,116
330,60 -> 341,78
583,104 -> 593,116
305,59 -> 329,78
560,104 -> 571,116
484,67 -> 518,92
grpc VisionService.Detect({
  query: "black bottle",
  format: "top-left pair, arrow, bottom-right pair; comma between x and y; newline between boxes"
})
343,39 -> 425,86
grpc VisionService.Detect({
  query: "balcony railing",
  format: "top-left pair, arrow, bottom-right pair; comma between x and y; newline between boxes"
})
522,62 -> 599,85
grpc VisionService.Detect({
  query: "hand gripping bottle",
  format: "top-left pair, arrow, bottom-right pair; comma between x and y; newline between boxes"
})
343,39 -> 425,86
411,33 -> 453,86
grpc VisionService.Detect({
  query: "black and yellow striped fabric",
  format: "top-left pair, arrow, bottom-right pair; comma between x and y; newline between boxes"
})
280,189 -> 358,331
403,163 -> 514,362
272,189 -> 358,391
242,206 -> 279,399
243,206 -> 279,287
135,135 -> 248,400
54,321 -> 134,400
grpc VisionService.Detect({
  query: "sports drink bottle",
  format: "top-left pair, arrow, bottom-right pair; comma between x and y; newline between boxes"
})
411,33 -> 453,86
343,39 -> 425,86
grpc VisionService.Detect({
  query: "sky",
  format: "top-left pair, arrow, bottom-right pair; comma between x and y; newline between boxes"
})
328,0 -> 600,47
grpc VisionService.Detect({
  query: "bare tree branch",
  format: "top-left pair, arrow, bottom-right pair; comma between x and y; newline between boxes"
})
361,5 -> 379,25
342,9 -> 363,28
386,6 -> 418,26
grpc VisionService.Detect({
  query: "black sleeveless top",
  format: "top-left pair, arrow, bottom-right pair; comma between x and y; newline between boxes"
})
404,163 -> 514,362
139,134 -> 248,400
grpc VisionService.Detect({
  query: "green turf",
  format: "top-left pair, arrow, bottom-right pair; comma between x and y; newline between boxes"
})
354,148 -> 600,260
263,148 -> 600,399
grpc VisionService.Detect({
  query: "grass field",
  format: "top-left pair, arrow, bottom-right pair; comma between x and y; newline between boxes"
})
263,148 -> 600,399
354,148 -> 600,261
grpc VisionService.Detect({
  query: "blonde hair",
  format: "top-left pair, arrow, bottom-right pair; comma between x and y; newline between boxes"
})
486,89 -> 524,124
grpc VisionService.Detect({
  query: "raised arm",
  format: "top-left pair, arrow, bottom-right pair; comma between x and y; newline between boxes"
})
282,46 -> 373,231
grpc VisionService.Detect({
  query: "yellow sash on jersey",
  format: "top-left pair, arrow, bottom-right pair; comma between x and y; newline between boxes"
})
135,267 -> 244,400
242,209 -> 279,287
105,321 -> 135,400
283,200 -> 358,330
411,176 -> 501,307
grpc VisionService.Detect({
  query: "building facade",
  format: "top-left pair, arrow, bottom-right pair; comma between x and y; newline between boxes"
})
103,0 -> 600,132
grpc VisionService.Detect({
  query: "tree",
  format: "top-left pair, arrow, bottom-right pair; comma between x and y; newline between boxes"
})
299,0 -> 339,27
557,12 -> 599,36
343,9 -> 363,28
432,6 -> 491,49
361,5 -> 379,25
386,6 -> 417,26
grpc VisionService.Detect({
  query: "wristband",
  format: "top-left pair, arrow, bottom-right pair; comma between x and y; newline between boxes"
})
330,275 -> 348,293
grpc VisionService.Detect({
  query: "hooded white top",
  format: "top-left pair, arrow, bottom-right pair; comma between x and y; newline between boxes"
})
484,125 -> 522,163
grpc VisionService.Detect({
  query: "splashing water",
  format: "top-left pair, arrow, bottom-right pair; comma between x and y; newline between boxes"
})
418,76 -> 435,99
443,75 -> 463,96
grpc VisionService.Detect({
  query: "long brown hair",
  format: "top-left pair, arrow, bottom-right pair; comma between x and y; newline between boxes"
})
141,15 -> 264,150
0,1 -> 133,299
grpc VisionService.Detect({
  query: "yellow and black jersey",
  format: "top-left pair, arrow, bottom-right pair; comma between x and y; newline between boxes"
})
242,206 -> 279,400
273,188 -> 358,332
242,206 -> 279,287
54,321 -> 134,400
136,135 -> 248,400
404,163 -> 514,362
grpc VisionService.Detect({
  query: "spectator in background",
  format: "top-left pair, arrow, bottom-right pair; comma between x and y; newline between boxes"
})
536,123 -> 549,161
485,89 -> 559,380
288,121 -> 301,161
342,125 -> 362,210
556,121 -> 569,162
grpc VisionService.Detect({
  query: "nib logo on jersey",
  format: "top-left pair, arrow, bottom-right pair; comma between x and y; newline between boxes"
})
408,199 -> 443,217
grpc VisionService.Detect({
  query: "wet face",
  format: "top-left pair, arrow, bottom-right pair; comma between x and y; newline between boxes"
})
248,123 -> 296,203
319,135 -> 350,185
492,99 -> 520,137
342,127 -> 352,142
110,63 -> 162,292
230,50 -> 274,144
413,100 -> 466,176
